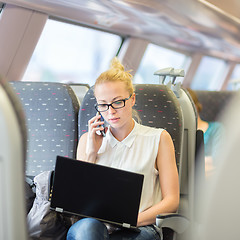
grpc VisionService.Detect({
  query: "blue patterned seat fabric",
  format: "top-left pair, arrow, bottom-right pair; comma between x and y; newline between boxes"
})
78,84 -> 183,169
10,82 -> 80,177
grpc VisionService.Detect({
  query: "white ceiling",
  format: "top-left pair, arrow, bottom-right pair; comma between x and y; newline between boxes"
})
4,0 -> 240,61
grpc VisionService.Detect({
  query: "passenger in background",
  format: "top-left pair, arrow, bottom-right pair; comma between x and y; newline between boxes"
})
187,88 -> 224,177
67,57 -> 179,240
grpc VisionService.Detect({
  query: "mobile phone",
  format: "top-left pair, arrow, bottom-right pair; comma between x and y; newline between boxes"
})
96,112 -> 106,137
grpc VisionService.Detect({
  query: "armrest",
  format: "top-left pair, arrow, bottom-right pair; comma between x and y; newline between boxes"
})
156,213 -> 189,234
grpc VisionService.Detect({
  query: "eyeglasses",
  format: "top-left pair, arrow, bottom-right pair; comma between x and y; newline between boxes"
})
95,94 -> 132,112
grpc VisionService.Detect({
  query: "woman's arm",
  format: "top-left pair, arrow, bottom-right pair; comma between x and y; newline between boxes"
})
137,130 -> 179,226
76,132 -> 88,160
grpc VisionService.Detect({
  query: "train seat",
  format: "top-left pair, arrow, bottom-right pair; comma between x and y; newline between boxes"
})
0,78 -> 28,239
10,81 -> 80,178
78,84 -> 188,238
171,87 -> 198,240
195,90 -> 237,122
155,68 -> 203,239
69,83 -> 90,104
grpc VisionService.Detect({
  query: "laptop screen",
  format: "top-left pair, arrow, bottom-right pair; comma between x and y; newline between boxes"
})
50,156 -> 144,228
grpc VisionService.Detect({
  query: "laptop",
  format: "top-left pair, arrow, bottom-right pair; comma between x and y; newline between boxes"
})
50,156 -> 144,231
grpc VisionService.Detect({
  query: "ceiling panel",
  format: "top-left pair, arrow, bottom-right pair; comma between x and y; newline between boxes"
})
3,0 -> 240,61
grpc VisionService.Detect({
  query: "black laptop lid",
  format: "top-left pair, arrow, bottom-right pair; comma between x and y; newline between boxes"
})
50,156 -> 144,228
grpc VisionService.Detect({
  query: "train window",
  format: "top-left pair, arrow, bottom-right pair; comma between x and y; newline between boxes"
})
190,56 -> 226,90
22,19 -> 122,86
227,64 -> 240,90
134,43 -> 190,84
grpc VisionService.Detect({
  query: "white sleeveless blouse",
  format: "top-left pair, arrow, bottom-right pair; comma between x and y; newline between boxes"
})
97,120 -> 164,213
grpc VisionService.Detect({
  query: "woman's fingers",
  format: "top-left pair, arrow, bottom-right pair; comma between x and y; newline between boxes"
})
88,115 -> 104,134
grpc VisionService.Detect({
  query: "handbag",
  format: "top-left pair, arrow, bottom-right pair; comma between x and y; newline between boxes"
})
27,171 -> 68,240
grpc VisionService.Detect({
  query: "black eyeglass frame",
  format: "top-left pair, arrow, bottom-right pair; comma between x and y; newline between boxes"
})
95,94 -> 133,112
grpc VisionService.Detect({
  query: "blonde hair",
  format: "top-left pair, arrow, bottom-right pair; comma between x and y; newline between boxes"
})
94,57 -> 134,95
94,57 -> 141,123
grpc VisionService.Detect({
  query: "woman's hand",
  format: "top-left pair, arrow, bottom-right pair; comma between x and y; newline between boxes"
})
85,114 -> 107,163
77,113 -> 107,163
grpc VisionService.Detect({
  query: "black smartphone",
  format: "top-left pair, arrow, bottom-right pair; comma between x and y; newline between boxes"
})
96,112 -> 106,137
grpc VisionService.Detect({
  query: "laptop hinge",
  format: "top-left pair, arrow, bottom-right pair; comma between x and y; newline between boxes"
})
55,207 -> 63,213
122,223 -> 131,228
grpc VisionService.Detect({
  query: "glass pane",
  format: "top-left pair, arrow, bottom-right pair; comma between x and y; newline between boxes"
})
227,64 -> 240,90
22,19 -> 122,86
134,43 -> 190,84
191,56 -> 226,90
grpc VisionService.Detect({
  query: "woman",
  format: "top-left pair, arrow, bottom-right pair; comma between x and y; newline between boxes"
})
187,88 -> 224,176
67,58 -> 179,240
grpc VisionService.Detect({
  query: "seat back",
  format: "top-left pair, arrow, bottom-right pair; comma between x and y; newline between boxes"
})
195,90 -> 236,122
167,86 -> 198,240
10,81 -> 80,177
70,83 -> 90,104
78,84 -> 184,169
177,89 -> 197,217
0,78 -> 28,240
134,84 -> 184,168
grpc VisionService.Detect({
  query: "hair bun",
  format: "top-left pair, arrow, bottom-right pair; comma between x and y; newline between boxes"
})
110,57 -> 125,71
